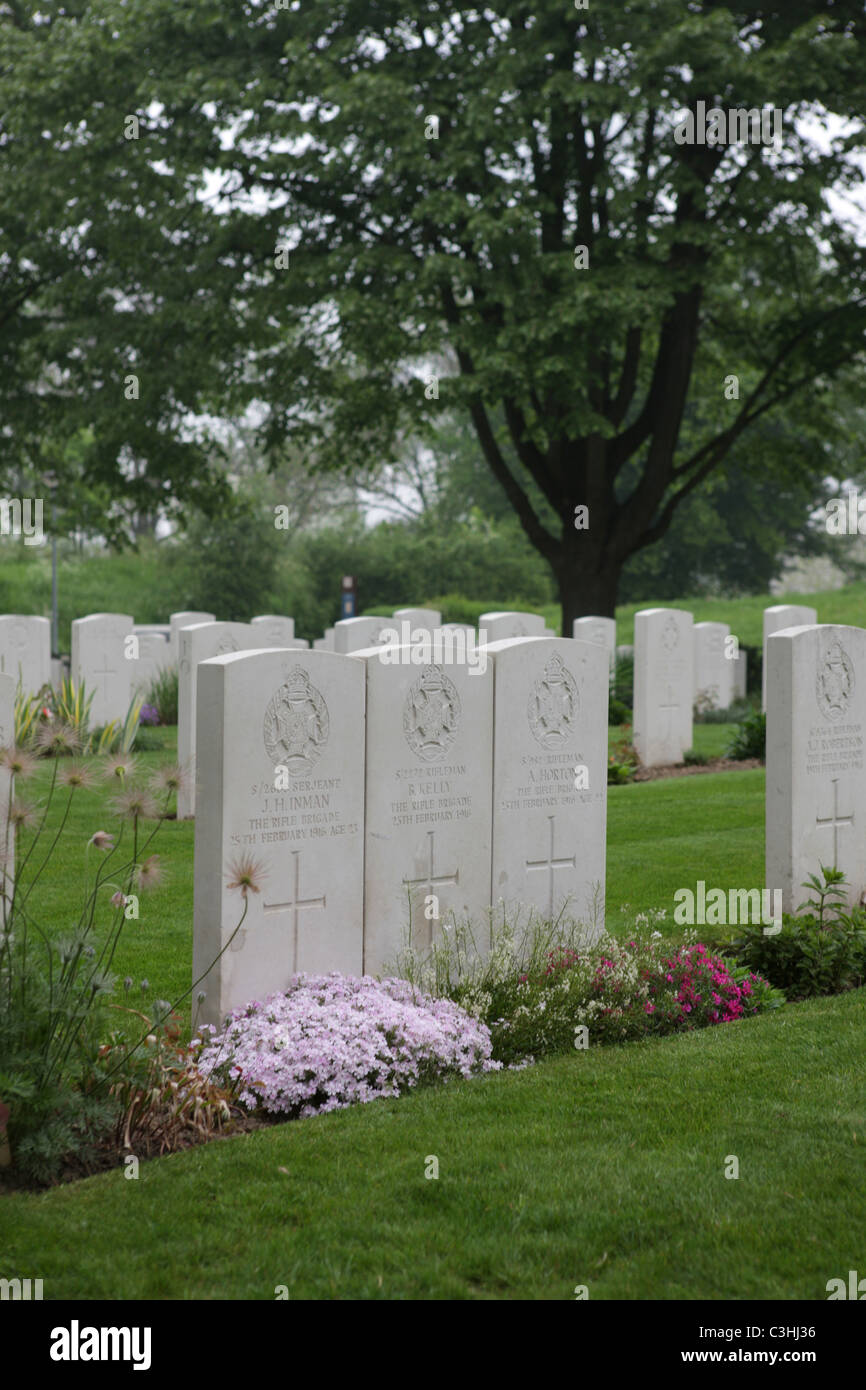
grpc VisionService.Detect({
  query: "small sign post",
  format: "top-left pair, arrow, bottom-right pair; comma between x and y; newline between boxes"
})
340,575 -> 357,619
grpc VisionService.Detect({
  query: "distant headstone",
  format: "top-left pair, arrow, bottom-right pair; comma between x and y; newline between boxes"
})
693,621 -> 733,711
70,613 -> 134,727
0,670 -> 15,894
350,643 -> 493,974
0,616 -> 51,696
633,608 -> 694,767
333,616 -> 398,654
766,623 -> 866,913
193,649 -> 365,1028
733,648 -> 748,700
572,617 -> 616,684
486,636 -> 607,932
392,608 -> 442,632
478,611 -> 545,644
169,611 -> 215,664
251,615 -> 295,645
763,605 -> 816,710
178,622 -> 260,818
130,628 -> 171,696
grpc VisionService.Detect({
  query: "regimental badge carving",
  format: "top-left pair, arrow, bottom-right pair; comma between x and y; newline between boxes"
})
512,622 -> 527,637
9,621 -> 27,649
263,666 -> 330,774
662,616 -> 680,651
215,636 -> 240,656
528,653 -> 578,748
817,640 -> 854,723
403,665 -> 461,761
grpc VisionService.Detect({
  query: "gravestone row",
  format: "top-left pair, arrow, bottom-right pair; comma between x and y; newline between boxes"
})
192,635 -> 609,1027
0,611 -> 301,726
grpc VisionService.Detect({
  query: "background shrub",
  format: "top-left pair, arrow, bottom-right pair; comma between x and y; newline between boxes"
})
726,708 -> 766,761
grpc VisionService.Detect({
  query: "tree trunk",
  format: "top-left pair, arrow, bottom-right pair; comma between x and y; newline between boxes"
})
556,560 -> 621,633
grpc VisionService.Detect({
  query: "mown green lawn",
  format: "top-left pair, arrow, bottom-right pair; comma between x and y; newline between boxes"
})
606,766 -> 764,937
3,990 -> 864,1300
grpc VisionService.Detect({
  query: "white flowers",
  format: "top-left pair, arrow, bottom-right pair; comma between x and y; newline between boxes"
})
195,973 -> 500,1119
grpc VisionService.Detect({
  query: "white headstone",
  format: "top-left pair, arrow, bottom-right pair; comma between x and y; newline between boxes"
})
251,615 -> 295,645
572,617 -> 616,684
733,648 -> 748,700
0,616 -> 51,696
633,608 -> 694,767
763,605 -> 816,710
486,637 -> 607,933
0,671 -> 15,898
478,611 -> 546,644
333,616 -> 398,654
350,643 -> 493,974
130,628 -> 171,696
766,624 -> 866,913
392,608 -> 442,632
178,622 -> 262,818
70,613 -> 134,727
693,621 -> 733,711
170,611 -> 216,664
193,649 -> 365,1028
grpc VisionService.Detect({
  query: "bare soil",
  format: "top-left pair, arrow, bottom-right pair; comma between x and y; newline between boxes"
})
632,757 -> 763,782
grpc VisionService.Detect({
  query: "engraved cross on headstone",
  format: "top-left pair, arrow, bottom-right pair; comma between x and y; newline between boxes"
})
659,685 -> 679,747
93,652 -> 117,702
815,778 -> 855,868
263,849 -> 327,972
525,815 -> 576,919
403,830 -> 459,947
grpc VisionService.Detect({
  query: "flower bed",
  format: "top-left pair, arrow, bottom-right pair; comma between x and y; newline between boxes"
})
399,921 -> 785,1065
195,973 -> 500,1118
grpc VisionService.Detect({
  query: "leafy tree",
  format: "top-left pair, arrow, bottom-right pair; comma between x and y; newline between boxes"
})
170,495 -> 280,620
0,0 -> 237,538
188,0 -> 866,623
